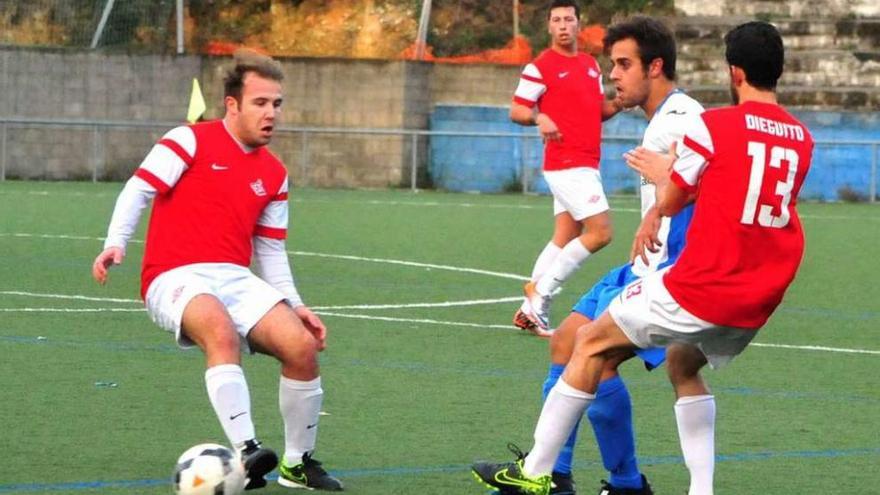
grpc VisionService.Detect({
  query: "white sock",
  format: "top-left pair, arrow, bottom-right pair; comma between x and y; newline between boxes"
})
204,364 -> 256,448
280,376 -> 323,464
530,242 -> 563,281
535,239 -> 590,296
523,378 -> 594,477
675,395 -> 716,495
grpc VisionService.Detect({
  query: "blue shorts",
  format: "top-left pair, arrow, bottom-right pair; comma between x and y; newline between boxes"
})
571,263 -> 666,370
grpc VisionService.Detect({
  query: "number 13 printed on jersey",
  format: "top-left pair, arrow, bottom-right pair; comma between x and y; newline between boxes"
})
741,141 -> 799,228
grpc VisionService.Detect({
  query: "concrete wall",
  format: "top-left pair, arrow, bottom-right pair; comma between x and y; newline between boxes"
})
430,105 -> 880,201
1,47 -> 877,190
0,49 -> 430,187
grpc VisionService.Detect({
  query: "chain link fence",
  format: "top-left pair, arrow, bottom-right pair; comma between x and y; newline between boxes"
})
0,0 -> 178,51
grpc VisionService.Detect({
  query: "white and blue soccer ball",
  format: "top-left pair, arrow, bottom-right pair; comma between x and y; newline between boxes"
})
173,443 -> 246,495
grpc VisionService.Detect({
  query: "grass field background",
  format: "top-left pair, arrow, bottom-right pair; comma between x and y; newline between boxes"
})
1,181 -> 878,494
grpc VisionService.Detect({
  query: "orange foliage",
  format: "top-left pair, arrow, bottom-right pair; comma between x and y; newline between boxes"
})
399,25 -> 605,65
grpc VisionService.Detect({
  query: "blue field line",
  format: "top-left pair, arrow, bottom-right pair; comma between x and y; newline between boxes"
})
3,334 -> 880,404
1,447 -> 877,493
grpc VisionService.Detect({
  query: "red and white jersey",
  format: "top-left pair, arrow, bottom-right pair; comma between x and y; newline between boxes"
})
134,120 -> 289,298
513,49 -> 604,171
664,101 -> 814,329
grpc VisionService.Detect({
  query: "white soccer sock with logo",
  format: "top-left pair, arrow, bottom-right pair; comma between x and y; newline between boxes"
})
523,378 -> 595,478
535,238 -> 591,296
280,376 -> 323,464
204,364 -> 256,448
675,394 -> 716,495
530,242 -> 563,281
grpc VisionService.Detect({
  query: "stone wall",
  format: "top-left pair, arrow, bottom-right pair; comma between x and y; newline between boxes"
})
1,22 -> 878,186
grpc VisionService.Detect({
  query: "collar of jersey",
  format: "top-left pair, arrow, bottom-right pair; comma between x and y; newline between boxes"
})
654,87 -> 685,116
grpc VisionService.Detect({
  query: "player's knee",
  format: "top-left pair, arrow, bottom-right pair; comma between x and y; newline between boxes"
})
583,223 -> 613,250
549,325 -> 576,362
594,224 -> 613,248
200,327 -> 241,360
278,328 -> 319,370
573,323 -> 612,358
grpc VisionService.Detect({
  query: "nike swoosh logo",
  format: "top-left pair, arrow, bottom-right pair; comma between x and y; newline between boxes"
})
666,110 -> 687,115
306,423 -> 318,429
494,470 -> 541,490
559,72 -> 569,78
211,164 -> 229,171
230,412 -> 248,420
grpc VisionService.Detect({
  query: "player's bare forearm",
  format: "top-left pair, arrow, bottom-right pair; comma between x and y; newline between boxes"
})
656,179 -> 689,217
630,206 -> 663,265
510,103 -> 538,126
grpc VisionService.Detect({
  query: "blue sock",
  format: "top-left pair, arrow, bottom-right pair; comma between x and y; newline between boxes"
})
542,363 -> 580,475
587,375 -> 643,489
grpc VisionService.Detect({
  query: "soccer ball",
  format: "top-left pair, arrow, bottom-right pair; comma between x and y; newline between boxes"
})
173,443 -> 246,495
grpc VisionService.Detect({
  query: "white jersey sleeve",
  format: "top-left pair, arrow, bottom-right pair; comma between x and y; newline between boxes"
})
132,126 -> 195,193
102,126 -> 197,251
102,176 -> 156,251
672,114 -> 715,193
252,236 -> 303,308
253,178 -> 301,307
512,63 -> 546,108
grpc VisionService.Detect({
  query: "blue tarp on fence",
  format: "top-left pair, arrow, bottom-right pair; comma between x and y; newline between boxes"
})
429,104 -> 879,201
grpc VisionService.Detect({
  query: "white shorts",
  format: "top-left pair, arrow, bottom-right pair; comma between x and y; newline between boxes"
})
608,267 -> 757,369
144,263 -> 285,348
543,167 -> 609,221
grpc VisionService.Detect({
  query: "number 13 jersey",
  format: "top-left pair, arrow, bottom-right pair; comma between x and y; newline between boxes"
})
664,101 -> 814,329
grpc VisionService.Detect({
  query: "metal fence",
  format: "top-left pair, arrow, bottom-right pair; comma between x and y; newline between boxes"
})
0,117 -> 877,202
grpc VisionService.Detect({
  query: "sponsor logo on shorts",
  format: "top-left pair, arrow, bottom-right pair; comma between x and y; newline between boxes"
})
624,281 -> 643,300
588,194 -> 601,203
171,285 -> 185,304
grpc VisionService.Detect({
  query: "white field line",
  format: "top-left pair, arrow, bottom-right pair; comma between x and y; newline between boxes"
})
3,229 -> 878,354
0,290 -> 141,304
0,307 -> 145,313
0,290 -> 520,311
314,311 -> 512,329
750,342 -> 880,355
2,299 -> 878,355
0,232 -> 528,281
288,251 -> 527,281
312,296 -> 522,310
0,232 -> 139,243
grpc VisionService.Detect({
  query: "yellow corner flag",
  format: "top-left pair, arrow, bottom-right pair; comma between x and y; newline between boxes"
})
186,78 -> 207,124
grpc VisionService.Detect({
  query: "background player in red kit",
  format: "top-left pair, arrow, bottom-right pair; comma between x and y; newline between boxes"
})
510,0 -> 622,335
473,21 -> 813,495
92,50 -> 343,492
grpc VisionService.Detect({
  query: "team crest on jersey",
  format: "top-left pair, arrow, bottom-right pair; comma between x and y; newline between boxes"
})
250,179 -> 267,197
587,68 -> 599,78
